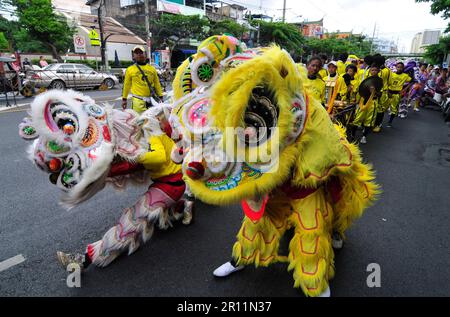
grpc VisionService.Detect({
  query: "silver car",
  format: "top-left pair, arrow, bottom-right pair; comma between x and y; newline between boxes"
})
25,63 -> 119,90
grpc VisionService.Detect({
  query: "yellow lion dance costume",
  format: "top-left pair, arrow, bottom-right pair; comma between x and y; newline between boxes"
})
169,35 -> 380,297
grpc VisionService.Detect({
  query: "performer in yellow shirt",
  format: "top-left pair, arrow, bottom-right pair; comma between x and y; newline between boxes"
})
122,45 -> 164,114
324,61 -> 339,104
355,55 -> 374,88
373,54 -> 391,132
336,53 -> 348,76
349,64 -> 382,144
335,63 -> 358,102
303,56 -> 326,105
386,62 -> 412,127
318,54 -> 329,80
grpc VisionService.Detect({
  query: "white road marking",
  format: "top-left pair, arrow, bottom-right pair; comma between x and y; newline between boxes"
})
0,254 -> 26,272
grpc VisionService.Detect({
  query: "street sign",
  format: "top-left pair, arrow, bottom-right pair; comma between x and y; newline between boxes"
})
73,34 -> 86,53
89,29 -> 100,47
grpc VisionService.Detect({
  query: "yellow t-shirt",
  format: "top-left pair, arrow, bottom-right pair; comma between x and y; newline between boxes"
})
122,63 -> 163,99
337,60 -> 346,76
335,75 -> 350,100
318,68 -> 328,80
388,72 -> 411,91
137,134 -> 181,179
379,67 -> 391,91
356,67 -> 371,85
304,76 -> 326,104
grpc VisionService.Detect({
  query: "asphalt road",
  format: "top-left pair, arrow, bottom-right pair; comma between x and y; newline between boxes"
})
0,103 -> 449,297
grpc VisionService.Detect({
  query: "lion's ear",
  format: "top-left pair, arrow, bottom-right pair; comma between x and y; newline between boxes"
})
280,65 -> 289,79
19,117 -> 39,140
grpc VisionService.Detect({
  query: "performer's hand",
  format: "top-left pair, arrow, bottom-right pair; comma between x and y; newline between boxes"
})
121,99 -> 127,110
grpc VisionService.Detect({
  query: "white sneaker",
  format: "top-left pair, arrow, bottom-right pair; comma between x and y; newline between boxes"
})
359,136 -> 367,144
317,286 -> 331,297
414,108 -> 420,112
213,261 -> 244,277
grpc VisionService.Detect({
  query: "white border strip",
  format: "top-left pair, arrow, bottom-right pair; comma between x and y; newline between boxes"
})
0,254 -> 26,272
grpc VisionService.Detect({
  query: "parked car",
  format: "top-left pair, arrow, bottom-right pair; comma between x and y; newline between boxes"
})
25,63 -> 119,90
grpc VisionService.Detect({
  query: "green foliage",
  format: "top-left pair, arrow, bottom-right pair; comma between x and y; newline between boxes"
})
149,14 -> 210,50
0,32 -> 9,51
423,35 -> 450,64
0,15 -> 16,50
208,19 -> 247,39
251,20 -> 305,56
6,0 -> 76,61
303,34 -> 373,59
13,28 -> 47,52
416,0 -> 450,32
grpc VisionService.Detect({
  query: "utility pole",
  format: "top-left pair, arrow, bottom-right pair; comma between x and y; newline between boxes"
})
370,22 -> 376,54
144,0 -> 152,63
98,0 -> 107,71
282,0 -> 286,23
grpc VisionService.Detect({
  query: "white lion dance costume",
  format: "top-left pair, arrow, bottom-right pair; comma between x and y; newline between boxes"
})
169,35 -> 381,297
18,90 -> 192,268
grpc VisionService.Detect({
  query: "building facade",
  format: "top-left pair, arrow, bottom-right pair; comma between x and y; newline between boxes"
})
373,38 -> 398,54
292,19 -> 324,39
411,30 -> 441,54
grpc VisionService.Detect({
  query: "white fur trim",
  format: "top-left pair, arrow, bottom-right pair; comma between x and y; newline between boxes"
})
60,142 -> 115,210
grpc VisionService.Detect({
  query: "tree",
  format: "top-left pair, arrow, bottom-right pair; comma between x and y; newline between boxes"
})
148,14 -> 210,52
251,20 -> 305,57
0,32 -> 9,51
208,19 -> 247,40
416,0 -> 450,32
423,35 -> 450,64
0,15 -> 16,50
5,0 -> 75,61
303,34 -> 373,60
13,28 -> 47,53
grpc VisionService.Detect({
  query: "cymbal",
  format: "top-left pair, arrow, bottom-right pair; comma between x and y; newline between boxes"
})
358,76 -> 383,102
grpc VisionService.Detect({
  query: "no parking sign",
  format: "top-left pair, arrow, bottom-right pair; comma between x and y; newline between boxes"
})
74,34 -> 87,53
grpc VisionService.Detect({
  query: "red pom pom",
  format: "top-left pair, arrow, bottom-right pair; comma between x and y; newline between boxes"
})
102,126 -> 111,142
48,158 -> 62,172
63,124 -> 75,135
186,161 -> 205,180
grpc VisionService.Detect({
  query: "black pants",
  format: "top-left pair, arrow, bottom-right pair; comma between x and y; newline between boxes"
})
374,112 -> 384,127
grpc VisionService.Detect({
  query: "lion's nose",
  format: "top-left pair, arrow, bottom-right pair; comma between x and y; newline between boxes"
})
186,161 -> 205,180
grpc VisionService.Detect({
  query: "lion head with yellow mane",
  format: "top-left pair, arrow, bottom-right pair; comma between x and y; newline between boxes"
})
169,34 -> 380,297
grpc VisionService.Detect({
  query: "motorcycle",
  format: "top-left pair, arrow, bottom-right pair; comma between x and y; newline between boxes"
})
422,84 -> 444,110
